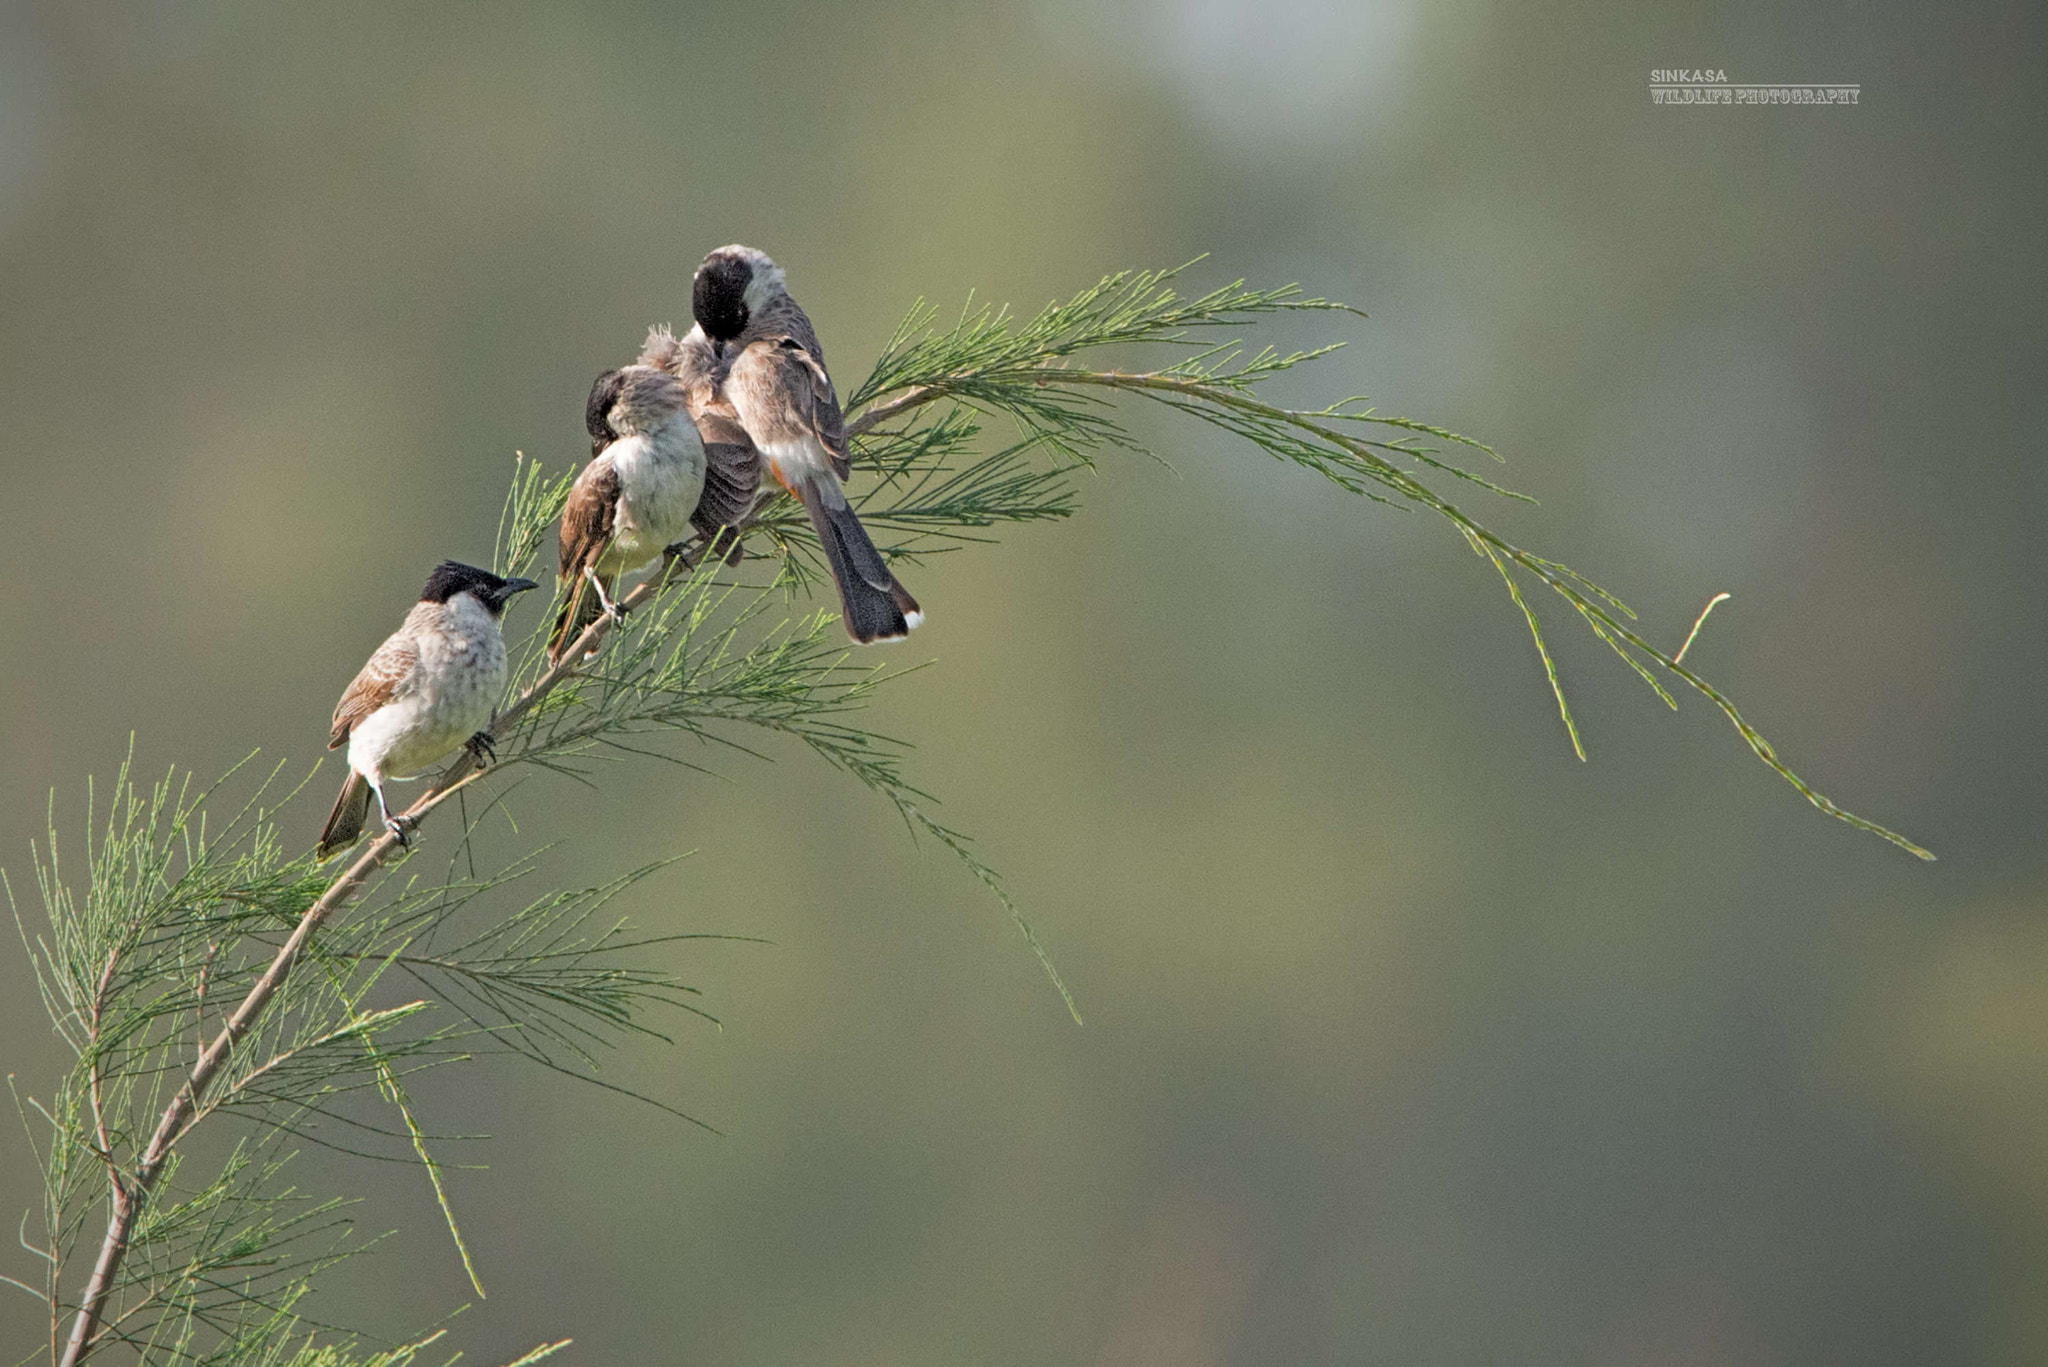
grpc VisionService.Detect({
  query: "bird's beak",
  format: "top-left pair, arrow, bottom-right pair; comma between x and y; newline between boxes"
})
504,577 -> 541,596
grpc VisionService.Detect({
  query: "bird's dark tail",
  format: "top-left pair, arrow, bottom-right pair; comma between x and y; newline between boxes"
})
796,478 -> 921,644
548,572 -> 613,664
317,771 -> 371,860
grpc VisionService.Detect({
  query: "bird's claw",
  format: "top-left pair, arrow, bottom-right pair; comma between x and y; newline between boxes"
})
666,529 -> 744,571
384,815 -> 416,848
709,528 -> 746,566
465,730 -> 498,766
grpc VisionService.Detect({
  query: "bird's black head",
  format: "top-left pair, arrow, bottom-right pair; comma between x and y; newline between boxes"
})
692,250 -> 753,342
419,561 -> 541,617
585,368 -> 626,458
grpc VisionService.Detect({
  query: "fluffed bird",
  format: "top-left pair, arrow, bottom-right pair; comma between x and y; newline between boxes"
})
641,322 -> 759,560
691,244 -> 921,644
548,363 -> 707,663
317,561 -> 539,858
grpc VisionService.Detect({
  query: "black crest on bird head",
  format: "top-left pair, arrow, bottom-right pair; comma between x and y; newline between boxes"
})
419,561 -> 538,615
585,369 -> 626,458
692,250 -> 753,342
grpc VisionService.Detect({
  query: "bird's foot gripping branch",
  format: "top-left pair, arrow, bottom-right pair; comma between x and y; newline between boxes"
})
8,262 -> 1928,1367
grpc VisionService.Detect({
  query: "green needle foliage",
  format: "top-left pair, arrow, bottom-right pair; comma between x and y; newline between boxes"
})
845,263 -> 1931,858
5,262 -> 1930,1367
5,755 -> 645,1366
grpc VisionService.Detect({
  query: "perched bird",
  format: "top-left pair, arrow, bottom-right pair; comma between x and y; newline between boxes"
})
548,363 -> 707,662
691,244 -> 921,644
317,561 -> 539,858
641,321 -> 759,559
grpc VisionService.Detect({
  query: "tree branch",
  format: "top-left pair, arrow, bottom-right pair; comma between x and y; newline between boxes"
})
844,385 -> 939,440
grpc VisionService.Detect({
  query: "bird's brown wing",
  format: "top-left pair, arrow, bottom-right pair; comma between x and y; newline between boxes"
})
731,336 -> 851,481
328,631 -> 417,748
753,299 -> 849,479
550,458 -> 622,662
558,457 -> 619,580
690,391 -> 764,532
790,337 -> 851,480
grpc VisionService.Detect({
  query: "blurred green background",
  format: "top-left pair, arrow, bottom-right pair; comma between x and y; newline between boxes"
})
3,1 -> 2042,1362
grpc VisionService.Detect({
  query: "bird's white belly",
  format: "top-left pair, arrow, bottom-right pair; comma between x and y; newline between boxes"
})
600,425 -> 707,575
349,634 -> 505,782
753,435 -> 836,489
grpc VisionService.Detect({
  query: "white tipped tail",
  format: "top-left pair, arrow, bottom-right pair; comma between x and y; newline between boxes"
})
794,479 -> 921,644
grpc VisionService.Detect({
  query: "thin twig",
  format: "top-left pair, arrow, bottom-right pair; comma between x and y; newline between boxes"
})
845,385 -> 939,440
192,940 -> 218,1069
1673,592 -> 1732,665
85,950 -> 121,1194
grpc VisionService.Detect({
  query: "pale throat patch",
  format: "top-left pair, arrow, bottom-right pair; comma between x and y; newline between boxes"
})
742,259 -> 786,312
444,591 -> 497,632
